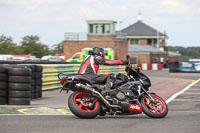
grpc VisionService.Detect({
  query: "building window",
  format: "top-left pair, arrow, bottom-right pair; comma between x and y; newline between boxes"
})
147,39 -> 157,45
99,24 -> 105,34
129,39 -> 139,45
89,24 -> 93,33
94,24 -> 98,34
89,24 -> 110,34
105,24 -> 110,33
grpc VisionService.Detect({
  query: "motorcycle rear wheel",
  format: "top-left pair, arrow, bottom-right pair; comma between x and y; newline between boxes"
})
140,93 -> 168,118
68,91 -> 101,119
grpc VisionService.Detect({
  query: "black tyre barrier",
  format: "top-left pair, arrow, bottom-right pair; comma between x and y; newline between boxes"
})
0,60 -> 80,64
8,98 -> 30,105
35,65 -> 43,72
0,73 -> 7,82
169,62 -> 180,73
0,66 -> 7,73
8,67 -> 31,76
0,90 -> 7,97
31,86 -> 42,93
31,79 -> 42,86
0,98 -> 7,105
31,91 -> 42,99
8,83 -> 31,91
31,72 -> 42,79
8,76 -> 31,83
0,82 -> 7,90
9,91 -> 31,98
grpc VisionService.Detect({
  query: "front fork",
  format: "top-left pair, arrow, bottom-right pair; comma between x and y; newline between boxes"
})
141,87 -> 157,104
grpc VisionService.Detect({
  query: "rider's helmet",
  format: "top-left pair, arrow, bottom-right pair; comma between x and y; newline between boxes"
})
92,46 -> 106,58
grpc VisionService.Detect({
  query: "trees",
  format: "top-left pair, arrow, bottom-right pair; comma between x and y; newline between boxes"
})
0,35 -> 52,58
50,42 -> 63,55
20,35 -> 51,58
0,35 -> 22,54
168,46 -> 200,61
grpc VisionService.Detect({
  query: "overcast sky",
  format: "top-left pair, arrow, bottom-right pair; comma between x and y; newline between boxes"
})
0,0 -> 200,47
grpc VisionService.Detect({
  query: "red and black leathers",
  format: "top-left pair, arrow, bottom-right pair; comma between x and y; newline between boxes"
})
78,55 -> 123,85
78,55 -> 123,74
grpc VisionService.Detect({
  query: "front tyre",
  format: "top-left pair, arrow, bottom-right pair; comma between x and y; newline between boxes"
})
140,93 -> 168,118
68,91 -> 101,119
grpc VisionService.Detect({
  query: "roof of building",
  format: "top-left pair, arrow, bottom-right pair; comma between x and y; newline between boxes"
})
168,51 -> 181,57
87,20 -> 117,24
121,21 -> 166,37
128,45 -> 165,54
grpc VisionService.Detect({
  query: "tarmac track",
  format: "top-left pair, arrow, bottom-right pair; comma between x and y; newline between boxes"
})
0,70 -> 200,133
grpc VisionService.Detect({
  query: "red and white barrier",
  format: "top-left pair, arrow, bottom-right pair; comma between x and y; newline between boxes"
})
138,64 -> 163,70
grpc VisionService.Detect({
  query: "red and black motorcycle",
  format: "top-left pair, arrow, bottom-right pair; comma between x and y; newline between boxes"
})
58,56 -> 168,119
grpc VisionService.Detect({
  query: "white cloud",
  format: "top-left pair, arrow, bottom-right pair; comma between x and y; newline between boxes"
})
119,6 -> 128,11
79,7 -> 95,17
0,0 -> 66,5
161,0 -> 191,13
192,0 -> 200,2
197,8 -> 200,14
83,0 -> 97,3
23,11 -> 74,22
150,17 -> 173,24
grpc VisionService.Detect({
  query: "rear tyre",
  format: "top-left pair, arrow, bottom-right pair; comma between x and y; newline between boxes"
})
68,92 -> 100,119
140,93 -> 168,118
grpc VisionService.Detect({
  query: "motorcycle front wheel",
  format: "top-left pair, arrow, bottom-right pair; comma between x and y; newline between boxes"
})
140,93 -> 168,118
68,91 -> 101,119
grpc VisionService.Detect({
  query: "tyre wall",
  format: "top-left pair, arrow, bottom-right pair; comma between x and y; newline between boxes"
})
0,65 -> 43,105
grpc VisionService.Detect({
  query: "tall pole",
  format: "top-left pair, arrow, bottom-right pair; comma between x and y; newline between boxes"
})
157,30 -> 159,48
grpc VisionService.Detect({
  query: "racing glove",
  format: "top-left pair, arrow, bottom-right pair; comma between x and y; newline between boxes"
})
122,60 -> 129,65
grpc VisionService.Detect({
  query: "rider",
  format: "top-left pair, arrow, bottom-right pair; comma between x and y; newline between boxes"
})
78,46 -> 128,93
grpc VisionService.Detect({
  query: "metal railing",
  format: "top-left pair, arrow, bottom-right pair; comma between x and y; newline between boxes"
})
64,32 -> 87,41
64,32 -> 127,41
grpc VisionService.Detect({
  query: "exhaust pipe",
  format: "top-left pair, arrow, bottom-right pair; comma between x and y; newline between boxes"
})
76,83 -> 121,109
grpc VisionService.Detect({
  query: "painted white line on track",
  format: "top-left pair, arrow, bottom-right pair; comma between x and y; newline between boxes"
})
166,78 -> 200,104
173,99 -> 200,102
182,92 -> 200,94
188,88 -> 200,90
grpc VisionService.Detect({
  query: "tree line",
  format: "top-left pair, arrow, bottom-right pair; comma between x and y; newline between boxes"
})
168,46 -> 200,61
0,35 -> 63,58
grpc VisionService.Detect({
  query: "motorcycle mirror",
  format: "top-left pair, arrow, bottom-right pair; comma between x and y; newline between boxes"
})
126,54 -> 130,60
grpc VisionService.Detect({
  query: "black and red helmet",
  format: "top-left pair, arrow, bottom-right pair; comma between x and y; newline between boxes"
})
92,46 -> 106,57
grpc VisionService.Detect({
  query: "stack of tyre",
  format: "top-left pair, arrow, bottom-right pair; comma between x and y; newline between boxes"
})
0,66 -> 8,105
31,65 -> 43,99
8,66 -> 32,105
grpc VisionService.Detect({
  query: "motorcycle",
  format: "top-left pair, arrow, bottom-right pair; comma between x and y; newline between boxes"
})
58,55 -> 168,119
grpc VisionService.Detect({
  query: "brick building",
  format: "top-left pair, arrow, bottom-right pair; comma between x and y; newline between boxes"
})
119,14 -> 181,63
63,17 -> 181,63
128,45 -> 165,64
63,20 -> 128,60
120,14 -> 167,48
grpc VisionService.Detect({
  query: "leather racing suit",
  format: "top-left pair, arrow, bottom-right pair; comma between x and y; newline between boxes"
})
78,55 -> 123,88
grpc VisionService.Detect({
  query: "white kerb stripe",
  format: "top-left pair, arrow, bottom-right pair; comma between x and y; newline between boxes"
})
152,64 -> 158,70
142,64 -> 147,70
